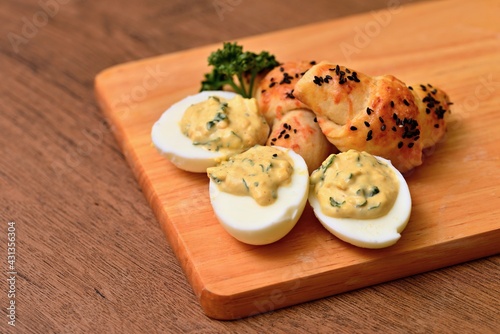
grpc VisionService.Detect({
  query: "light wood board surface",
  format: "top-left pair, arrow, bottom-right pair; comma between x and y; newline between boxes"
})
95,0 -> 500,320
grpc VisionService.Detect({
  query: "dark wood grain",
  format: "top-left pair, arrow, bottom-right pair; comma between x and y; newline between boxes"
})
0,0 -> 498,332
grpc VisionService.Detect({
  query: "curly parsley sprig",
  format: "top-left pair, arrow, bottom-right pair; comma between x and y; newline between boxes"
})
200,42 -> 279,98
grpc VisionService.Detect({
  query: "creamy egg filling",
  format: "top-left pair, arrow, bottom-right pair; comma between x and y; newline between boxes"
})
310,150 -> 399,219
207,146 -> 294,206
179,95 -> 269,153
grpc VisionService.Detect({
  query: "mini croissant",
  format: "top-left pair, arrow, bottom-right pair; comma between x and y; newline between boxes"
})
294,61 -> 452,172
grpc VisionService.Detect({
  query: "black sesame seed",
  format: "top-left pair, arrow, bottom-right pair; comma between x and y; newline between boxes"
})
392,126 -> 397,132
420,84 -> 427,91
272,153 -> 278,157
366,107 -> 372,115
434,124 -> 440,128
379,116 -> 384,123
364,121 -> 370,127
408,142 -> 414,148
313,76 -> 323,86
366,130 -> 373,141
393,113 -> 398,120
390,101 -> 395,108
310,60 -> 317,65
426,108 -> 431,114
271,138 -> 277,142
335,65 -> 340,75
398,141 -> 403,149
403,99 -> 410,106
408,86 -> 413,90
350,126 -> 358,131
284,134 -> 290,139
313,117 -> 317,123
269,82 -> 276,88
280,67 -> 284,72
381,124 -> 386,131
345,68 -> 351,74
285,90 -> 295,99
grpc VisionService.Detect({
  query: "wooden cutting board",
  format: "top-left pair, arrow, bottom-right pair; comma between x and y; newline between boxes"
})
95,0 -> 500,320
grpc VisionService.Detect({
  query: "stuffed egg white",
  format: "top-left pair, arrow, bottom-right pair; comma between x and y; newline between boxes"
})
151,91 -> 269,173
208,145 -> 309,245
308,150 -> 411,249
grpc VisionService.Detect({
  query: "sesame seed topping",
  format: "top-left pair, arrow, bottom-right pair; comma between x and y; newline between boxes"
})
381,124 -> 386,131
350,126 -> 358,131
364,121 -> 370,127
366,107 -> 372,115
390,101 -> 394,108
285,90 -> 295,99
366,130 -> 373,141
379,116 -> 384,123
408,142 -> 414,148
398,141 -> 403,149
403,99 -> 410,106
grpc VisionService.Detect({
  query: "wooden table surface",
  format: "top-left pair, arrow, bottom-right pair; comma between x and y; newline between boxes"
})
1,0 -> 499,333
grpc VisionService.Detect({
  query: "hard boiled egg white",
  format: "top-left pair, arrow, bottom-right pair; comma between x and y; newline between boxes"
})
309,156 -> 412,249
151,90 -> 239,173
209,147 -> 309,245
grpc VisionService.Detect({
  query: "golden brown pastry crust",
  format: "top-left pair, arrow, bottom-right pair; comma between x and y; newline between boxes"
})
294,61 -> 451,173
255,60 -> 316,125
266,109 -> 335,173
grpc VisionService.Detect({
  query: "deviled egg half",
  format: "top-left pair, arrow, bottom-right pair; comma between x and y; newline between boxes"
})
308,150 -> 412,249
207,145 -> 309,245
151,91 -> 269,173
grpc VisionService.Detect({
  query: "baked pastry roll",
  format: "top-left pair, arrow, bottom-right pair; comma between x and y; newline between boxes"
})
256,61 -> 335,172
294,61 -> 451,172
266,109 -> 335,173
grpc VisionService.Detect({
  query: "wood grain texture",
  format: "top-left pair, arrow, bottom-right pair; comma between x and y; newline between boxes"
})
1,0 -> 499,332
95,0 -> 500,321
